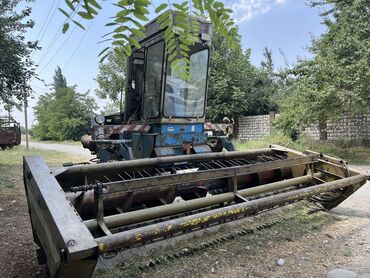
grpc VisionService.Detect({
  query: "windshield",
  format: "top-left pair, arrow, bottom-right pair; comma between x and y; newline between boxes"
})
164,48 -> 209,118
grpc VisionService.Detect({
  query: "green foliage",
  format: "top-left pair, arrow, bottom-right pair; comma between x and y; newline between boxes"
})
0,0 -> 38,109
53,66 -> 68,90
95,49 -> 127,102
207,29 -> 279,122
276,0 -> 370,139
60,0 -> 236,78
33,68 -> 97,141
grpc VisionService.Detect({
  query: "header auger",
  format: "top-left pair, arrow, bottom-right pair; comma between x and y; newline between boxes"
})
23,14 -> 369,277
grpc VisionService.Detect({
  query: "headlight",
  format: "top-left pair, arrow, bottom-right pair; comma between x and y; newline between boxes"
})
95,115 -> 105,125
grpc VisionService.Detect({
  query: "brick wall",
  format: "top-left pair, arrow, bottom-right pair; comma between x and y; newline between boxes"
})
237,112 -> 370,145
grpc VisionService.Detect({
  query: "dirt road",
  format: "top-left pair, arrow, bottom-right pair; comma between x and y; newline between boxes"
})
21,141 -> 92,158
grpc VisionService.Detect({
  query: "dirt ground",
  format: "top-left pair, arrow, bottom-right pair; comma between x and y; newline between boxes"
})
0,161 -> 369,278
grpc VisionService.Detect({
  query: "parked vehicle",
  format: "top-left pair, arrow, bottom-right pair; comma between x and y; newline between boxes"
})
0,116 -> 21,150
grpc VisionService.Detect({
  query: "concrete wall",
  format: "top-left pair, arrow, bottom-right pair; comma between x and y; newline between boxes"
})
237,112 -> 370,145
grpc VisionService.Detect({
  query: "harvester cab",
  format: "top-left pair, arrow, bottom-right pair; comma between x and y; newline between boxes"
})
82,16 -> 233,162
23,13 -> 369,278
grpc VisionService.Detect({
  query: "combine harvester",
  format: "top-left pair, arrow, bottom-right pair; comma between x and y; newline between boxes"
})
24,14 -> 369,277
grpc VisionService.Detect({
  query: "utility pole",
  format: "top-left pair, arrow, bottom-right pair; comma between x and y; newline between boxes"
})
24,92 -> 29,151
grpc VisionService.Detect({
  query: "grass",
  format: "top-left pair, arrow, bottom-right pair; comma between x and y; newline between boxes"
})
236,132 -> 370,165
24,136 -> 81,146
0,145 -> 89,189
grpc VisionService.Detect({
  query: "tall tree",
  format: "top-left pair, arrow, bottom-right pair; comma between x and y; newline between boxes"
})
33,67 -> 97,140
0,0 -> 37,109
53,66 -> 67,90
276,0 -> 370,138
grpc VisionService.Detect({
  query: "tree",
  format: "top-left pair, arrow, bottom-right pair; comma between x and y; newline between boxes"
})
53,66 -> 67,90
276,0 -> 370,139
33,67 -> 97,140
0,0 -> 37,109
207,30 -> 279,122
248,47 -> 280,115
95,49 -> 126,103
206,28 -> 254,122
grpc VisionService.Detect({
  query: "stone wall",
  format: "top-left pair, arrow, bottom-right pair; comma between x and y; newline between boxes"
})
237,112 -> 370,145
237,113 -> 276,140
303,113 -> 370,144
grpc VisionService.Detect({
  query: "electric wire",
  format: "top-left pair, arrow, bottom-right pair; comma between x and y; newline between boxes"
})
39,23 -> 78,73
62,19 -> 95,71
37,0 -> 63,45
63,1 -> 104,71
37,3 -> 80,66
30,0 -> 59,58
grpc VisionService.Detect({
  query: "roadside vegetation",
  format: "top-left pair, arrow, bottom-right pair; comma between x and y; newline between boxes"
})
236,133 -> 370,165
0,145 -> 88,189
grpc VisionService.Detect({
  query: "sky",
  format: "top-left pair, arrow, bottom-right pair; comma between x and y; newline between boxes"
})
8,0 -> 326,126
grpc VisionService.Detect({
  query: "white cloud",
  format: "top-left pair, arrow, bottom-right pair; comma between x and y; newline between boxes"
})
231,0 -> 287,23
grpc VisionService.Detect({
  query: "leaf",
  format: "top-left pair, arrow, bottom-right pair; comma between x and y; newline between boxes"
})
98,38 -> 113,44
105,22 -> 119,26
99,53 -> 110,63
78,11 -> 94,19
83,5 -> 98,15
133,13 -> 149,21
65,0 -> 75,11
136,0 -> 151,5
58,8 -> 70,18
72,20 -> 85,30
128,37 -> 141,49
114,25 -> 129,33
89,0 -> 102,9
112,40 -> 126,46
130,28 -> 145,38
127,17 -> 145,29
168,51 -> 178,62
62,22 -> 70,33
118,0 -> 134,6
98,46 -> 110,57
113,33 -> 127,39
123,44 -> 132,56
155,3 -> 168,13
134,6 -> 149,15
159,18 -> 171,29
173,3 -> 186,11
157,10 -> 171,23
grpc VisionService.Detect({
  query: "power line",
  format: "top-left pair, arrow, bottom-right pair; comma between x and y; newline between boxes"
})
63,20 -> 95,71
39,24 -> 78,73
37,3 -> 80,66
63,1 -> 104,71
31,0 -> 61,58
34,0 -> 58,42
38,0 -> 63,44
